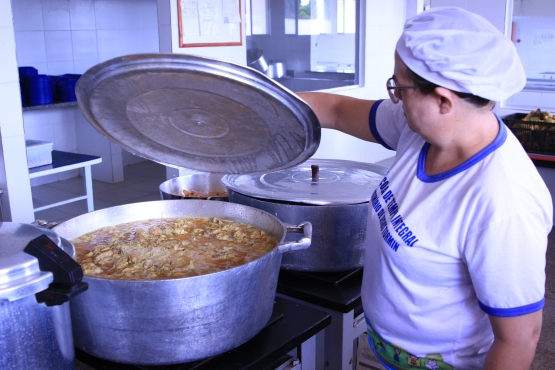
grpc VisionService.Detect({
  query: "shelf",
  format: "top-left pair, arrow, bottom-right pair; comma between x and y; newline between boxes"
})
22,101 -> 78,111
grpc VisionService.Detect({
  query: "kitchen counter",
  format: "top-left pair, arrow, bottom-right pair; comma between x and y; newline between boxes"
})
75,296 -> 331,370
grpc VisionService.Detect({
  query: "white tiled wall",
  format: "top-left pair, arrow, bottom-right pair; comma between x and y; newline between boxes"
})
12,0 -> 159,75
0,0 -> 35,222
10,0 -> 160,184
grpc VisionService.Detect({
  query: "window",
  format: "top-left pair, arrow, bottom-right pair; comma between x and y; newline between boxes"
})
285,0 -> 355,36
512,0 -> 555,92
246,0 -> 269,35
246,0 -> 360,92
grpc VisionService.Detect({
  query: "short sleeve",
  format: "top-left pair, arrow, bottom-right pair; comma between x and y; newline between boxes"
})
464,211 -> 548,317
371,99 -> 407,151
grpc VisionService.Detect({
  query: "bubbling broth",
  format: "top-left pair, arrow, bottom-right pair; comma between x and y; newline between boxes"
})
72,217 -> 279,280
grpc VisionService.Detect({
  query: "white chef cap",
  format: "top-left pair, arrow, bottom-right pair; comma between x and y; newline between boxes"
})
395,7 -> 526,102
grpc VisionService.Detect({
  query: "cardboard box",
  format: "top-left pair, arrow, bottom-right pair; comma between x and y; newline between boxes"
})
25,140 -> 53,168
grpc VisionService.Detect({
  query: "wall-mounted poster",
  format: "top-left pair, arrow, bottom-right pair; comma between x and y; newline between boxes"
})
178,0 -> 242,47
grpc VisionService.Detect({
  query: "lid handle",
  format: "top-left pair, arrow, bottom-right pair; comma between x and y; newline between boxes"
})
311,165 -> 319,181
24,235 -> 88,306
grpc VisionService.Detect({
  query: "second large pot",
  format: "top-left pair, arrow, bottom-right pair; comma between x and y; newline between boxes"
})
223,159 -> 388,272
53,200 -> 311,365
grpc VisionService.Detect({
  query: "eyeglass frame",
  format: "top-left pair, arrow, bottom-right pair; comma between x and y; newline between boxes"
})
386,76 -> 419,104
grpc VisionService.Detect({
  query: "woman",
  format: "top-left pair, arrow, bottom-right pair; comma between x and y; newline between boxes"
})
299,7 -> 552,370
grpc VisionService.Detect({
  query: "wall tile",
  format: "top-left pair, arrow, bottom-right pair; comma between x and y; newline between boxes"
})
111,152 -> 124,182
14,31 -> 47,65
137,29 -> 160,52
47,60 -> 75,75
69,0 -> 96,30
72,30 -> 98,60
43,0 -> 71,31
73,59 -> 98,74
94,0 -> 121,30
53,118 -> 77,150
97,30 -> 121,59
0,82 -> 24,137
0,0 -> 13,28
45,30 -> 73,61
2,134 -> 34,222
121,2 -> 142,30
0,27 -> 18,84
12,0 -> 44,31
141,0 -> 159,29
120,29 -> 139,55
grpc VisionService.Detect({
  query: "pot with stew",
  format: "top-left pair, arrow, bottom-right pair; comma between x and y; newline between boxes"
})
53,199 -> 311,365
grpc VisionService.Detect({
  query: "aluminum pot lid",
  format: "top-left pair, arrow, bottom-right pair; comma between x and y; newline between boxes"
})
221,158 -> 388,205
0,223 -> 73,301
76,53 -> 321,174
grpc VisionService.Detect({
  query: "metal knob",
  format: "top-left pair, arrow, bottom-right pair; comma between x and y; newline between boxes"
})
311,165 -> 319,182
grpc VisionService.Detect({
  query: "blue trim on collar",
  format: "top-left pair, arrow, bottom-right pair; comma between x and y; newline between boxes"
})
479,298 -> 544,317
369,100 -> 394,150
417,115 -> 508,183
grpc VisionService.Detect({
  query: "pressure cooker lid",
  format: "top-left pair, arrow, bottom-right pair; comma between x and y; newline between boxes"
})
76,53 -> 321,174
221,158 -> 388,205
0,223 -> 74,301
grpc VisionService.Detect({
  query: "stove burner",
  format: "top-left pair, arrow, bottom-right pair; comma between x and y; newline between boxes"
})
282,268 -> 362,285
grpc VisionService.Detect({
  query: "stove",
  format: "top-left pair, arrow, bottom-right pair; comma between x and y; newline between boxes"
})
276,268 -> 366,370
75,296 -> 330,370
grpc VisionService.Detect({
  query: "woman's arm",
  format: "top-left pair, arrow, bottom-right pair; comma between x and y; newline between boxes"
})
297,92 -> 378,142
483,310 -> 542,369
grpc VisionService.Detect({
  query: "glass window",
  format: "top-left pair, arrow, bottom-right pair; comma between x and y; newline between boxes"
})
512,0 -> 555,92
285,0 -> 297,34
246,0 -> 269,35
247,0 -> 360,92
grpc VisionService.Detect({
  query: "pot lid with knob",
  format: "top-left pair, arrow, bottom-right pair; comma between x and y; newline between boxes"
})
221,158 -> 389,205
76,53 -> 320,174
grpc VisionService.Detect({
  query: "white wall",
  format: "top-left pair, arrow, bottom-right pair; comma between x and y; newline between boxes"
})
310,0 -> 406,164
0,0 -> 34,222
11,0 -> 160,184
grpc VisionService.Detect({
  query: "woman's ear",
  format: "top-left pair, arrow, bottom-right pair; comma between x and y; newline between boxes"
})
434,87 -> 455,115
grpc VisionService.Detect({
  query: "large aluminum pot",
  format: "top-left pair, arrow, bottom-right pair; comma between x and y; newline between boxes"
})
159,173 -> 228,201
222,159 -> 388,272
53,200 -> 311,365
226,189 -> 368,271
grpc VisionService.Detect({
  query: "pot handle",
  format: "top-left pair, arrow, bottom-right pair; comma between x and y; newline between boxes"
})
277,221 -> 312,253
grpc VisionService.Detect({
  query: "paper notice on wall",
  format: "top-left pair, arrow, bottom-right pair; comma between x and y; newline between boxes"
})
181,0 -> 200,36
178,0 -> 242,47
533,30 -> 555,49
198,0 -> 220,36
223,0 -> 241,23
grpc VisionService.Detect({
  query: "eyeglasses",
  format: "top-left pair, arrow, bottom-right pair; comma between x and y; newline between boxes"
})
386,76 -> 418,104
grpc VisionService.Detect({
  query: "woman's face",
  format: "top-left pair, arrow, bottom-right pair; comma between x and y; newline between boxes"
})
392,54 -> 446,143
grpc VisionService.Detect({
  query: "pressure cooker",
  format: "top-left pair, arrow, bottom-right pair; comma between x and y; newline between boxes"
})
0,223 -> 87,370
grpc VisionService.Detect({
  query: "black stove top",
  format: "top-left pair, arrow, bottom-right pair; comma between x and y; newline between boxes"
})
75,296 -> 330,370
276,268 -> 363,313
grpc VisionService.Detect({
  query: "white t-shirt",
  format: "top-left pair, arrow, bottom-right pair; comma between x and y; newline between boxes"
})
362,99 -> 553,370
